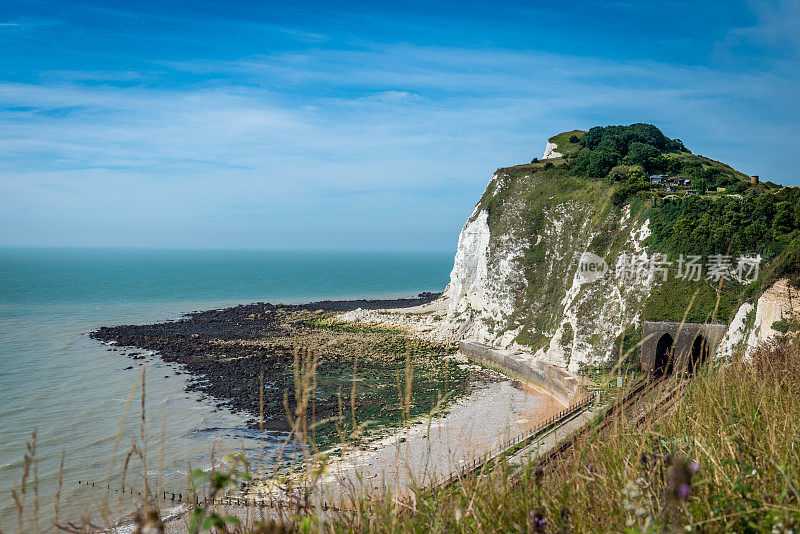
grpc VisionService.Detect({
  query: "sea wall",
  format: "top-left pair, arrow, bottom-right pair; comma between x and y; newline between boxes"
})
458,340 -> 581,406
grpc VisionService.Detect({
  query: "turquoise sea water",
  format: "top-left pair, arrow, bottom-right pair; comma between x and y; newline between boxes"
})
0,248 -> 453,528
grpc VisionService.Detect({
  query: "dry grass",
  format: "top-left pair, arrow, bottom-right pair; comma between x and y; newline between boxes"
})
329,336 -> 800,533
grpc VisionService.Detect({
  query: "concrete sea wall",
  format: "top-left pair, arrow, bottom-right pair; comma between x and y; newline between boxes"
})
458,340 -> 582,406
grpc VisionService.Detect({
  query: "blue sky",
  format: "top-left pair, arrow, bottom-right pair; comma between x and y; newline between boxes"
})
1,0 -> 798,250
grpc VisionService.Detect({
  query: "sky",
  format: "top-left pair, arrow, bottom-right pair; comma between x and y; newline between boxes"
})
0,0 -> 798,250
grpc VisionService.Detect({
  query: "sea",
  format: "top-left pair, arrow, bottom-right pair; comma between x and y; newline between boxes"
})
0,247 -> 453,528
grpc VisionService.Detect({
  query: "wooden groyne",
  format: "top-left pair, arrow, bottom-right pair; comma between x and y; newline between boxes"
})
75,480 -> 342,512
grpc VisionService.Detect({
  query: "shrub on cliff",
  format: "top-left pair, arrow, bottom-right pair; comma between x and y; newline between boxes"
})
573,147 -> 620,177
646,186 -> 800,258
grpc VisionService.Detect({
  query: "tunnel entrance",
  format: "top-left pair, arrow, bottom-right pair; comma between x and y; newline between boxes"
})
642,322 -> 727,375
689,335 -> 708,374
654,333 -> 674,376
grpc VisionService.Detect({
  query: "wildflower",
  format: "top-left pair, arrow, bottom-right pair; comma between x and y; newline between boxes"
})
667,456 -> 698,501
529,510 -> 548,533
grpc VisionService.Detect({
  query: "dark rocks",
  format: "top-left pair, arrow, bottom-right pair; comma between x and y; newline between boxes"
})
90,293 -> 452,436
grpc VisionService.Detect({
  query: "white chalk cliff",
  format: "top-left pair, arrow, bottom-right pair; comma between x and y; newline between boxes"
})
340,138 -> 799,371
341,161 -> 657,372
542,141 -> 562,160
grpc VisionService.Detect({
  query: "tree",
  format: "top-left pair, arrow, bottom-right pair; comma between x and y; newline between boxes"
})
773,201 -> 794,234
626,142 -> 661,167
580,123 -> 679,154
585,149 -> 619,177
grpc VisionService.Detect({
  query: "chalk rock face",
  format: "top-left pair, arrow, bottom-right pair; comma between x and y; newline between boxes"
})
714,278 -> 799,360
715,302 -> 755,359
542,141 -> 563,160
745,279 -> 799,355
340,165 -> 659,372
445,209 -> 492,319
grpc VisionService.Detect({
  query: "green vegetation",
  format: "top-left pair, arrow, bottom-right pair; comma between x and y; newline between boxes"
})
646,186 -> 800,258
547,129 -> 585,156
298,317 -> 405,336
554,123 -> 762,207
573,123 -> 688,177
643,277 -> 745,324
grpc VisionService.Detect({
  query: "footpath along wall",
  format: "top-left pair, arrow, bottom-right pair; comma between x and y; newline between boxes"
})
458,340 -> 583,406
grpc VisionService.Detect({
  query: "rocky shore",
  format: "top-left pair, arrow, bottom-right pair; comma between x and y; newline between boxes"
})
90,293 -> 492,446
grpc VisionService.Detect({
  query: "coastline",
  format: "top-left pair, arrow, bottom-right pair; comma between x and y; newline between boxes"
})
153,369 -> 563,533
89,292 -> 490,443
88,293 -> 573,531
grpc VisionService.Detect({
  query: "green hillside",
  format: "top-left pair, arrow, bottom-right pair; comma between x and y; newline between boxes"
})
480,123 -> 800,360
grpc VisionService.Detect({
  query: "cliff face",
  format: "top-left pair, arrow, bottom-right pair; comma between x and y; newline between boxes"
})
431,161 -> 658,372
342,148 -> 660,372
341,134 -> 799,371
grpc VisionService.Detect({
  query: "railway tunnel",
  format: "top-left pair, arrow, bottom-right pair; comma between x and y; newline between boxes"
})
641,322 -> 727,375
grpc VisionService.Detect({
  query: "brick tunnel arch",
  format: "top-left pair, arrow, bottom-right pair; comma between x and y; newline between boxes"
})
688,335 -> 709,374
654,333 -> 674,376
642,322 -> 727,375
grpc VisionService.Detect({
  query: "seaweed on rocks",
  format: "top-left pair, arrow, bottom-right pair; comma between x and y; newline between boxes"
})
89,293 -> 488,447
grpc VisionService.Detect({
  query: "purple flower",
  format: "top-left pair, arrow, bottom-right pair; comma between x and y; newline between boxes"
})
689,461 -> 701,473
529,510 -> 547,532
677,483 -> 691,499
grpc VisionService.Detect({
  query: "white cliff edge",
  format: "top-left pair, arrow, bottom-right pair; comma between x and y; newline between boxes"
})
713,278 -> 799,360
542,141 -> 562,160
339,167 -> 657,372
745,279 -> 798,356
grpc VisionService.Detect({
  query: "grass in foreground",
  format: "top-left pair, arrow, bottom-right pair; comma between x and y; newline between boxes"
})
330,336 -> 800,533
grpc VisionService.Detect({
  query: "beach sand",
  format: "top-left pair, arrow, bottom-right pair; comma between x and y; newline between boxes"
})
161,374 -> 561,531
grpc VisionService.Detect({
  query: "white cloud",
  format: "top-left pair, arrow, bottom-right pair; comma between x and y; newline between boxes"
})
0,41 -> 798,248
